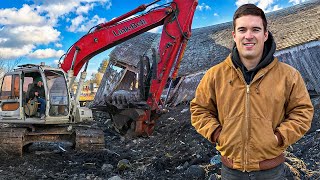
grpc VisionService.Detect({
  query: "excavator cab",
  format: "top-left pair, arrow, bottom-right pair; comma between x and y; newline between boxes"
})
0,64 -> 105,155
0,64 -> 70,124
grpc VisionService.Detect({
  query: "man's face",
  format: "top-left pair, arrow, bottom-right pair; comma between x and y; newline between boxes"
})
232,15 -> 268,62
37,81 -> 43,87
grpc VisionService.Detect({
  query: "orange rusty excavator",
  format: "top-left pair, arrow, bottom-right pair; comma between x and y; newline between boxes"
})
0,0 -> 198,155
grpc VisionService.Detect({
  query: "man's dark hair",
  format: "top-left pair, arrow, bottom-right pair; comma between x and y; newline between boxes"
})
233,4 -> 267,32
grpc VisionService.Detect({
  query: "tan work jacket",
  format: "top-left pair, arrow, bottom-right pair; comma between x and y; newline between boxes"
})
190,55 -> 314,171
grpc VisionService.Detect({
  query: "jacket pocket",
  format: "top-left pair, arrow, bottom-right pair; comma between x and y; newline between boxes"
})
217,116 -> 242,156
250,118 -> 280,160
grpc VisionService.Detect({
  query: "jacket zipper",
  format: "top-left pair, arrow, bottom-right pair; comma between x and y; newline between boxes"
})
234,68 -> 264,171
234,68 -> 249,171
233,65 -> 267,171
244,84 -> 250,171
243,75 -> 265,171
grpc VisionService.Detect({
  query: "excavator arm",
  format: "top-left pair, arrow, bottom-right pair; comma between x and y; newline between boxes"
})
61,0 -> 198,136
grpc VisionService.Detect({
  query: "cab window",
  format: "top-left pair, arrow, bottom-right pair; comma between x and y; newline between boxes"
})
0,74 -> 20,100
44,70 -> 69,116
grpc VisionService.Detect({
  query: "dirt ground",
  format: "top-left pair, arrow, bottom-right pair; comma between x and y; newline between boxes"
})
0,103 -> 319,180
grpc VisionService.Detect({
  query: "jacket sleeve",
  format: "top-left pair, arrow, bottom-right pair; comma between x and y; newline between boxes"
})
190,70 -> 221,143
276,70 -> 314,148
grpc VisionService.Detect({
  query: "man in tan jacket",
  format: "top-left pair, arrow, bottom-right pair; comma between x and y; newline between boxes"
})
190,4 -> 314,180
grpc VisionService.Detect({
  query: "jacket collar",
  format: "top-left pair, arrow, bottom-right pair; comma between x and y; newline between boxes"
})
225,54 -> 279,82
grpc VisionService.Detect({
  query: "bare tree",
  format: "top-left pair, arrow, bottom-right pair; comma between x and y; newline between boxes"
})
0,60 -> 4,72
0,55 -> 22,73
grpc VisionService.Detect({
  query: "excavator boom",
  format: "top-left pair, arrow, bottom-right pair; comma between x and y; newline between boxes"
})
61,0 -> 197,76
61,0 -> 198,136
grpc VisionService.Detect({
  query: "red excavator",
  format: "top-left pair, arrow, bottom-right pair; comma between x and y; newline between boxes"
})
0,0 -> 198,155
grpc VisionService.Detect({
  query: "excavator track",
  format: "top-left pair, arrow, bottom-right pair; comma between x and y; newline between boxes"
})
0,128 -> 27,156
0,125 -> 105,156
74,127 -> 105,151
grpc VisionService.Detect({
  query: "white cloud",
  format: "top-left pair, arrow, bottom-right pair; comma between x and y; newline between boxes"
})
28,48 -> 65,59
36,3 -> 77,26
10,26 -> 60,45
0,25 -> 60,59
289,0 -> 306,5
67,15 -> 86,32
235,0 -> 283,12
0,4 -> 45,25
0,0 -> 111,59
0,3 -> 61,59
55,43 -> 63,48
76,3 -> 95,15
235,0 -> 259,7
0,45 -> 35,59
69,15 -> 106,32
33,0 -> 111,25
257,0 -> 274,11
196,3 -> 212,11
214,13 -> 219,17
265,4 -> 282,12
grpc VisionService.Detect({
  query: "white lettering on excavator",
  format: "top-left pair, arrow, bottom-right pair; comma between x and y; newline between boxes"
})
112,19 -> 147,36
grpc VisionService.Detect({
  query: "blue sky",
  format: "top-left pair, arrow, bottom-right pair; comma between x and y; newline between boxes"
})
0,0 -> 307,78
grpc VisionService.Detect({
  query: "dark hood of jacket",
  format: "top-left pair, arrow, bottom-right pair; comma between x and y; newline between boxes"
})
231,31 -> 276,84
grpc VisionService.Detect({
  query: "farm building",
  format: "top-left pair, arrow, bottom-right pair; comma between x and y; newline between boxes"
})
95,0 -> 320,106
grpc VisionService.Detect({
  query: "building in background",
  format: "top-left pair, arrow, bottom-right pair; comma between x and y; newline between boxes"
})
95,0 -> 320,106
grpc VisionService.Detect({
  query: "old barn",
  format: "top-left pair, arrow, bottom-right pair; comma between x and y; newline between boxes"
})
95,0 -> 320,106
